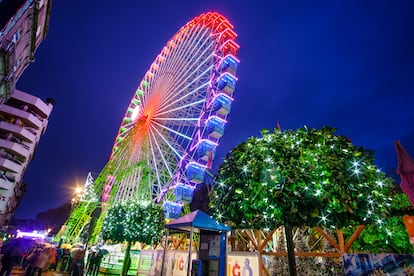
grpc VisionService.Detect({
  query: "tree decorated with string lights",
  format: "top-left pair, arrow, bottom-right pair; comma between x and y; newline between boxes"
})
343,192 -> 414,254
211,126 -> 399,275
102,200 -> 165,276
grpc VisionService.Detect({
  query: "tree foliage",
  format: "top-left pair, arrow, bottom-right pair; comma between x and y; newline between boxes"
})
211,126 -> 396,230
344,193 -> 414,254
102,200 -> 165,245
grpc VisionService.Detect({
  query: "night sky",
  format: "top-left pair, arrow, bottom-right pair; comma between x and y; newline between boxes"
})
14,1 -> 414,219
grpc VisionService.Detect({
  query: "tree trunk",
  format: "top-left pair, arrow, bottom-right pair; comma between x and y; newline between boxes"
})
121,241 -> 131,276
285,222 -> 297,276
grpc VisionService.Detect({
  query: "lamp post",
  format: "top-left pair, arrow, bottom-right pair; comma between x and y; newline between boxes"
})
71,186 -> 83,208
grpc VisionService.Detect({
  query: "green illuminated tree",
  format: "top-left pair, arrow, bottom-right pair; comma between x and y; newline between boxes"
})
102,200 -> 165,276
211,126 -> 398,275
344,192 -> 414,254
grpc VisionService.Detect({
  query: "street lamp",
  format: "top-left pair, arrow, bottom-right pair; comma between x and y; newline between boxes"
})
71,186 -> 83,207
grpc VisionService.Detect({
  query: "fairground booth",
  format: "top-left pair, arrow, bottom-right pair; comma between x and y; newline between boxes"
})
160,210 -> 230,276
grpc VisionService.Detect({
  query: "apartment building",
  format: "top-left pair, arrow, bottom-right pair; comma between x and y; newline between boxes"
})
0,90 -> 54,225
0,0 -> 53,226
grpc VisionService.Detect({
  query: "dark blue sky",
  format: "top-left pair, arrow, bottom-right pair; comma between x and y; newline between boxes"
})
15,1 -> 414,219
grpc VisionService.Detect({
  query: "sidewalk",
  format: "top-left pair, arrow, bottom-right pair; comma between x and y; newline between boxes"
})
11,266 -> 70,275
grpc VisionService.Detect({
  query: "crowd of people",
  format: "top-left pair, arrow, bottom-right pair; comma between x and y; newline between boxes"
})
0,239 -> 106,276
0,241 -> 59,276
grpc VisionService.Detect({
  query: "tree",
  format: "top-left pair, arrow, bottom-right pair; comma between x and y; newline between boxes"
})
102,200 -> 165,276
79,172 -> 98,203
211,126 -> 397,275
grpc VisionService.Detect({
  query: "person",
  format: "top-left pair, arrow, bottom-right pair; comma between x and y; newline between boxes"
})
85,249 -> 96,274
69,248 -> 85,276
86,250 -> 96,275
0,252 -> 19,276
90,250 -> 104,276
53,247 -> 63,271
24,245 -> 45,276
60,248 -> 71,272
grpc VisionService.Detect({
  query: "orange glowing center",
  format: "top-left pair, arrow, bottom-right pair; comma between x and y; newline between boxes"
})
134,93 -> 161,141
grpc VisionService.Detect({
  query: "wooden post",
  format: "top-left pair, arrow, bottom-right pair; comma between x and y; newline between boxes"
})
244,230 -> 259,250
314,227 -> 339,250
244,230 -> 276,276
259,230 -> 275,276
336,229 -> 345,255
259,230 -> 276,252
344,225 -> 365,252
316,225 -> 365,254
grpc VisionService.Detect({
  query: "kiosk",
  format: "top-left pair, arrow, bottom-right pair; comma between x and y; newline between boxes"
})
162,210 -> 231,276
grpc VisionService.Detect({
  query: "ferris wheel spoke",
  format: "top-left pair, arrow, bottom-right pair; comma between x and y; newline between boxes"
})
147,136 -> 164,198
161,25 -> 209,87
156,117 -> 200,122
157,79 -> 207,117
156,98 -> 206,121
156,71 -> 211,116
163,40 -> 215,101
167,53 -> 214,101
159,28 -> 212,99
148,126 -> 176,179
149,123 -> 186,162
155,117 -> 199,127
151,120 -> 194,141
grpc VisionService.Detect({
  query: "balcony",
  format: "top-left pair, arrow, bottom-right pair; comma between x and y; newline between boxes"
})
0,105 -> 43,129
0,121 -> 36,142
0,138 -> 30,160
0,157 -> 21,173
0,177 -> 14,191
12,90 -> 53,118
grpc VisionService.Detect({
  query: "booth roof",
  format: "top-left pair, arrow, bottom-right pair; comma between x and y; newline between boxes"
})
165,210 -> 231,233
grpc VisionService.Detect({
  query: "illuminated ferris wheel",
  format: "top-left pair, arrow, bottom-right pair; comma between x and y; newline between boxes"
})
103,12 -> 240,218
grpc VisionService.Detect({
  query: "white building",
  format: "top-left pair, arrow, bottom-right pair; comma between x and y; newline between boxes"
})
0,89 -> 54,225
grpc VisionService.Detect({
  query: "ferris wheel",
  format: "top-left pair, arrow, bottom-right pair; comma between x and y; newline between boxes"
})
102,12 -> 240,218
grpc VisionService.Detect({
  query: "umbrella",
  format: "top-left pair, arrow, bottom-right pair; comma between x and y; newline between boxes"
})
98,248 -> 109,255
1,238 -> 37,257
73,243 -> 84,249
70,247 -> 86,260
60,243 -> 72,249
42,242 -> 53,248
395,140 -> 414,205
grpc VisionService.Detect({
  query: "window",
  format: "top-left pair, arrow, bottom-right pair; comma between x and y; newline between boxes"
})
13,58 -> 20,71
36,25 -> 41,37
12,30 -> 20,43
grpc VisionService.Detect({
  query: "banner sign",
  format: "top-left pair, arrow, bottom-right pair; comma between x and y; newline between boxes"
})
342,254 -> 414,275
137,250 -> 163,276
227,252 -> 260,276
169,251 -> 197,276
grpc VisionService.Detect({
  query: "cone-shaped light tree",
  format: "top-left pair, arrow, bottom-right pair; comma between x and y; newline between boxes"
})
211,126 -> 397,275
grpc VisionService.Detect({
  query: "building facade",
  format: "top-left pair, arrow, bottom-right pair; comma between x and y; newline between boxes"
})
0,0 -> 52,104
0,90 -> 54,225
0,0 -> 53,226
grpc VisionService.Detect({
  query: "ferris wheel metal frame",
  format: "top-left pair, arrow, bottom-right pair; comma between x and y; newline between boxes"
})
102,12 -> 240,218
